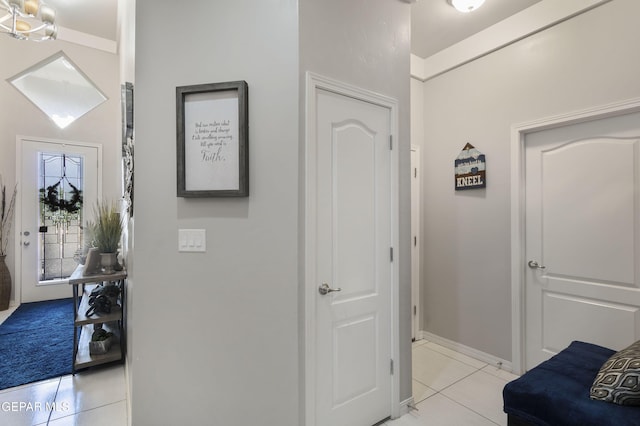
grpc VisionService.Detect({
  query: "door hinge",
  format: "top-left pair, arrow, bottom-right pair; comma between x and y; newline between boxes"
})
414,236 -> 417,247
390,247 -> 394,262
390,359 -> 394,375
414,305 -> 417,316
389,135 -> 393,150
414,168 -> 417,178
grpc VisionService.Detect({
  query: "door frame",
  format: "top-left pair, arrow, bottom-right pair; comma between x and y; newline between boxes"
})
304,72 -> 401,425
410,145 -> 421,341
14,135 -> 103,304
510,97 -> 640,375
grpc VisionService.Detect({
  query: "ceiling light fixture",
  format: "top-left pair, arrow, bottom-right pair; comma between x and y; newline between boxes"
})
449,0 -> 485,13
0,0 -> 57,41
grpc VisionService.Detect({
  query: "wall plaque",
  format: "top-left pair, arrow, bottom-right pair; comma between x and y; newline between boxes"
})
455,143 -> 486,190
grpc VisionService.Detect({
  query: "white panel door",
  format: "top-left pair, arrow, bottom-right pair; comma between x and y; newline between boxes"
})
525,112 -> 640,370
19,139 -> 100,303
315,88 -> 392,426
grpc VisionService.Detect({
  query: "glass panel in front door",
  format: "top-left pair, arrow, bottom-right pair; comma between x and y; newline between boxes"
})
38,152 -> 85,283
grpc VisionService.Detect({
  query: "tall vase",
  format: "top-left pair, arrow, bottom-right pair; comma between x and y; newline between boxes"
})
0,255 -> 11,311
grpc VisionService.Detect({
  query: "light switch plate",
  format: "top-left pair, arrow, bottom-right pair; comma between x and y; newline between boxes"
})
178,229 -> 206,252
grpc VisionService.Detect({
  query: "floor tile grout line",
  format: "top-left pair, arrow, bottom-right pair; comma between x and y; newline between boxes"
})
423,364 -> 481,394
412,369 -> 502,425
414,344 -> 489,371
46,378 -> 63,425
418,362 -> 506,426
438,391 -> 502,425
412,348 -> 486,389
46,398 -> 128,423
408,344 -> 509,425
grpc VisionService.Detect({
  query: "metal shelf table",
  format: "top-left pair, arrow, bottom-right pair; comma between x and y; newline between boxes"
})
68,265 -> 126,373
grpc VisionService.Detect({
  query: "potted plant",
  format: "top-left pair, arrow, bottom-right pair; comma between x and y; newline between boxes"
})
90,200 -> 123,274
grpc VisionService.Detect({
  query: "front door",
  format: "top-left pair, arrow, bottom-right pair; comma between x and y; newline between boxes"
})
524,111 -> 640,370
19,138 -> 100,303
314,87 -> 393,426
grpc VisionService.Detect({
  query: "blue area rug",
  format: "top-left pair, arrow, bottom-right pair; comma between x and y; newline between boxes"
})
0,298 -> 75,390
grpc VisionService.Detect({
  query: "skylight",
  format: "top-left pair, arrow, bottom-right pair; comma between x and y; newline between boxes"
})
7,51 -> 107,129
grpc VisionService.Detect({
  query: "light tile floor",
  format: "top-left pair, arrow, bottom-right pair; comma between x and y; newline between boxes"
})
0,306 -> 128,426
386,339 -> 519,426
2,302 -> 515,426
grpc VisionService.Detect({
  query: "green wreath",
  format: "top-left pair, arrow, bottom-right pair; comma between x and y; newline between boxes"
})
40,181 -> 83,214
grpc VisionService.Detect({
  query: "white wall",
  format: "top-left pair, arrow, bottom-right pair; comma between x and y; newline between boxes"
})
416,0 -> 640,360
299,0 -> 413,404
0,36 -> 120,305
131,1 -> 299,424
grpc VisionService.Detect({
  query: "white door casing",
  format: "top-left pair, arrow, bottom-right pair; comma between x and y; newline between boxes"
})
16,137 -> 101,303
410,146 -> 420,341
511,98 -> 640,374
305,73 -> 400,426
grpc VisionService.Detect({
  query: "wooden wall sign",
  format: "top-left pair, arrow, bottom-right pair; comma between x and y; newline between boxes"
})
455,143 -> 486,190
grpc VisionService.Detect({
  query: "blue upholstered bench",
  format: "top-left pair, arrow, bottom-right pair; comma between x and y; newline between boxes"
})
503,341 -> 640,426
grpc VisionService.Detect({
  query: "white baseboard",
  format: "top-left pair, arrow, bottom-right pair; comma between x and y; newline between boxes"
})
393,396 -> 414,420
418,330 -> 513,373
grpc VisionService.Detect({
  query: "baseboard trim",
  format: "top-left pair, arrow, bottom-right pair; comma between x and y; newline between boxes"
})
418,330 -> 513,372
394,396 -> 414,420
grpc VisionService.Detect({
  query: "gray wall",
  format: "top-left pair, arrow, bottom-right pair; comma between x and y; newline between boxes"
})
131,0 -> 412,424
131,1 -> 299,425
415,0 -> 640,361
299,0 -> 413,403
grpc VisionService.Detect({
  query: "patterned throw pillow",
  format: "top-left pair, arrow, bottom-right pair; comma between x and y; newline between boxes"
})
590,340 -> 640,406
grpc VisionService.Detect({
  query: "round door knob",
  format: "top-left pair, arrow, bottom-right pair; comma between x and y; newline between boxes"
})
23,241 -> 30,247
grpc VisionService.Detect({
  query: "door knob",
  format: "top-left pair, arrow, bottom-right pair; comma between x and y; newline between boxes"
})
528,260 -> 546,270
23,241 -> 30,247
318,283 -> 342,295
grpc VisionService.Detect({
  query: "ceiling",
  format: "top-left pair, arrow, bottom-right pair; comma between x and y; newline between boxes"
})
411,0 -> 542,59
44,0 -> 542,60
46,0 -> 118,41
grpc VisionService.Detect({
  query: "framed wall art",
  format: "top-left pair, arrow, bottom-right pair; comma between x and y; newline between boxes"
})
454,143 -> 486,190
121,82 -> 134,215
176,81 -> 249,197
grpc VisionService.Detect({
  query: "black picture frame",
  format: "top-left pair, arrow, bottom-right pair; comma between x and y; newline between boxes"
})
176,81 -> 249,197
121,82 -> 134,215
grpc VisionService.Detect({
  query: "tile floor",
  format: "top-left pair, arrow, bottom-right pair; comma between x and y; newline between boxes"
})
385,339 -> 519,426
1,302 -> 515,426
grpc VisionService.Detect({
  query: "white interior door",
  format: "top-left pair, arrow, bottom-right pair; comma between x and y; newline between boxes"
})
410,146 -> 420,341
524,111 -> 640,370
19,138 -> 100,303
314,88 -> 393,426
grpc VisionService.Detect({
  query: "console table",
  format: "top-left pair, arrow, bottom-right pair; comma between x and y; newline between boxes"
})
68,265 -> 126,373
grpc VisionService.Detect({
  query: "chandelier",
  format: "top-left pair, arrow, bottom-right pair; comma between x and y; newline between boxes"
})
0,0 -> 57,41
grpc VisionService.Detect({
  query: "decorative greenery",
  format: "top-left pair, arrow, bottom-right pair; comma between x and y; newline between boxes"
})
91,328 -> 114,342
0,175 -> 17,257
90,201 -> 123,254
40,181 -> 83,214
